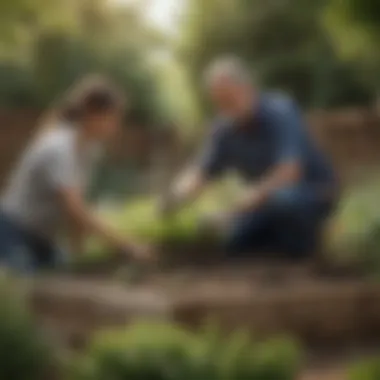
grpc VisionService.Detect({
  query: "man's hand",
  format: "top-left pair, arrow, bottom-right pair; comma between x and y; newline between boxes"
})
158,167 -> 206,218
232,162 -> 301,214
233,187 -> 265,213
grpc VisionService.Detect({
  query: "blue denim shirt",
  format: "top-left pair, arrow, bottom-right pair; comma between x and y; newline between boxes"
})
199,92 -> 336,187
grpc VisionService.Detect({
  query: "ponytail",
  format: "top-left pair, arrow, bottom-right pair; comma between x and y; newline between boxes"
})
34,74 -> 124,138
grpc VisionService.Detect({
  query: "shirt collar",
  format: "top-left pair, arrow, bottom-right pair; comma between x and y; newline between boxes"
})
235,97 -> 263,134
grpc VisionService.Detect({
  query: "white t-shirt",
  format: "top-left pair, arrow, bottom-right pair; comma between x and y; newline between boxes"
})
1,123 -> 101,239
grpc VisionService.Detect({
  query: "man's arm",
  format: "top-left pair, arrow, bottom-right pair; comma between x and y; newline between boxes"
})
169,166 -> 206,204
160,165 -> 208,216
237,98 -> 303,211
160,125 -> 227,214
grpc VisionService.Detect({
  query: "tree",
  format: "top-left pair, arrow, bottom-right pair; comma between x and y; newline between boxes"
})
179,0 -> 373,113
324,0 -> 380,94
0,0 -> 170,122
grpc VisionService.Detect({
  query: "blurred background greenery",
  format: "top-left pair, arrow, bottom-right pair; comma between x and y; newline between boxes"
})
2,0 -> 380,194
0,0 -> 379,125
1,0 -> 379,194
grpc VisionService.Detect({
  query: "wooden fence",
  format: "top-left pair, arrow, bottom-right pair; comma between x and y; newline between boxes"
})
0,107 -> 379,191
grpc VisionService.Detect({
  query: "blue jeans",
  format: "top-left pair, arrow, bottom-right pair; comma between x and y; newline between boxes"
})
0,211 -> 64,273
224,186 -> 335,259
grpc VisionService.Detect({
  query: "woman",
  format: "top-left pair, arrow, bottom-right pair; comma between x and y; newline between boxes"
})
0,75 -> 152,272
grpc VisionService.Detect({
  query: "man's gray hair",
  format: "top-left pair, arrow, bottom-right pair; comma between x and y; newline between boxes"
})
203,55 -> 253,87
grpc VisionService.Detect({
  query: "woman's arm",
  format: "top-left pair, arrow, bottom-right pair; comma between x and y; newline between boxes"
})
59,187 -> 151,260
43,142 -> 152,261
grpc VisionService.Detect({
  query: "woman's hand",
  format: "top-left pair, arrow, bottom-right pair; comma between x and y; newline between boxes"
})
122,241 -> 156,263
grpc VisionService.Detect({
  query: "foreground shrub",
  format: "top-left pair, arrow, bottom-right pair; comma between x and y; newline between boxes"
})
325,179 -> 380,276
349,357 -> 380,380
0,275 -> 55,380
69,321 -> 301,380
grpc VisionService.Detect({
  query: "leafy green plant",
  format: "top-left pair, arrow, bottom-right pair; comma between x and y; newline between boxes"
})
69,321 -> 301,380
82,182 -> 240,265
112,180 -> 239,244
349,357 -> 380,380
325,178 -> 380,276
0,275 -> 56,380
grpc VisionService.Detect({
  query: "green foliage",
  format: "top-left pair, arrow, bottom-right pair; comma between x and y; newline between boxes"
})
0,0 -> 169,124
326,178 -> 380,276
154,59 -> 202,136
87,182 -> 239,256
69,321 -> 301,380
179,0 -> 373,110
0,0 -> 378,114
82,198 -> 218,266
0,63 -> 37,106
113,199 -> 207,244
349,357 -> 380,380
330,0 -> 380,32
0,275 -> 55,380
324,0 -> 380,89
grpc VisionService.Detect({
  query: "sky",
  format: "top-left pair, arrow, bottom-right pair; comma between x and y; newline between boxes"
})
147,0 -> 184,32
116,0 -> 184,34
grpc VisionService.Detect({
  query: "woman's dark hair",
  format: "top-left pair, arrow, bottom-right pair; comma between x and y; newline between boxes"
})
34,75 -> 125,137
59,75 -> 125,122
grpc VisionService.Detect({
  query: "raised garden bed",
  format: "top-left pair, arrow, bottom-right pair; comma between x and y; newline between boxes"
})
29,261 -> 380,351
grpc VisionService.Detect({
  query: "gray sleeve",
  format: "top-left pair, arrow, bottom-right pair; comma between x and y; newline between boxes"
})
43,144 -> 79,190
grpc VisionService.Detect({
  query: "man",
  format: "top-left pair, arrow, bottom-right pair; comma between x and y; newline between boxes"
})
160,56 -> 338,259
